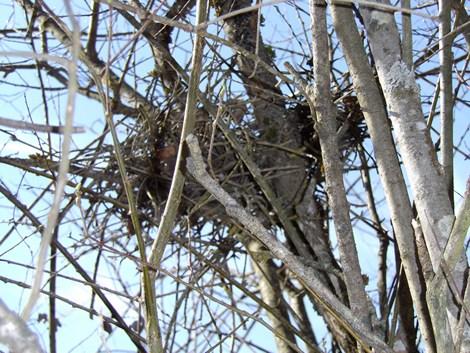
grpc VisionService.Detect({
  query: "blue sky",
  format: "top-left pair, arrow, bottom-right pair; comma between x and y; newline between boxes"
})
0,1 -> 468,352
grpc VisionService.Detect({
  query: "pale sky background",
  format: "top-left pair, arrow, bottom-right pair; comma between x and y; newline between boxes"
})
0,1 -> 468,352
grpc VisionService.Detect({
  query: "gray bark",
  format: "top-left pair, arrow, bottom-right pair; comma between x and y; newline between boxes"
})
247,240 -> 300,353
330,4 -> 435,351
358,2 -> 469,351
439,0 -> 454,205
186,133 -> 394,353
309,0 -> 373,330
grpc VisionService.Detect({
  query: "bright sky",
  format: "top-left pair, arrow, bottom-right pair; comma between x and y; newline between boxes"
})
0,1 -> 468,352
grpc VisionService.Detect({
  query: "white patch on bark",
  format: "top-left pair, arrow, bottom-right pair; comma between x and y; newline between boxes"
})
393,339 -> 406,353
437,214 -> 454,238
383,61 -> 419,94
0,299 -> 43,353
416,121 -> 427,130
369,10 -> 391,26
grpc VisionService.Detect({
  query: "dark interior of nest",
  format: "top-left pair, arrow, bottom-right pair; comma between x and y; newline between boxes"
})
108,96 -> 368,235
293,95 -> 368,180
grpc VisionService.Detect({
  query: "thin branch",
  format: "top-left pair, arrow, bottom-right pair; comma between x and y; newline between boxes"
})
20,0 -> 79,321
441,179 -> 470,273
0,184 -> 147,351
146,1 -> 208,351
439,0 -> 454,206
0,116 -> 85,134
90,3 -> 161,352
149,0 -> 208,271
199,0 -> 438,29
86,0 -> 100,62
185,133 -> 394,353
401,0 -> 413,68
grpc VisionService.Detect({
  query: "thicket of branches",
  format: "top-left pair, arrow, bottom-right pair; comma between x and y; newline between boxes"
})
0,1 -> 469,352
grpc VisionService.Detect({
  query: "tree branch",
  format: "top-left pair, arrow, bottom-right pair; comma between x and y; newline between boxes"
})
185,133 -> 394,353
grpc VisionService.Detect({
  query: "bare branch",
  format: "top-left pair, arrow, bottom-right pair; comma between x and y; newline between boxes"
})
0,116 -> 85,134
185,133 -> 394,353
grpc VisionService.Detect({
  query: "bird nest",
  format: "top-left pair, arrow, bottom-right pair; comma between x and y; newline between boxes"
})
103,96 -> 368,236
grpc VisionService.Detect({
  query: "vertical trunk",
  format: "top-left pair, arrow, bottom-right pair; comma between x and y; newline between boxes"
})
286,286 -> 319,353
309,0 -> 373,331
186,133 -> 394,353
401,0 -> 412,68
329,4 -> 435,351
358,1 -> 468,350
451,0 -> 470,48
209,3 -> 311,351
358,2 -> 453,268
439,0 -> 454,206
248,241 -> 300,353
